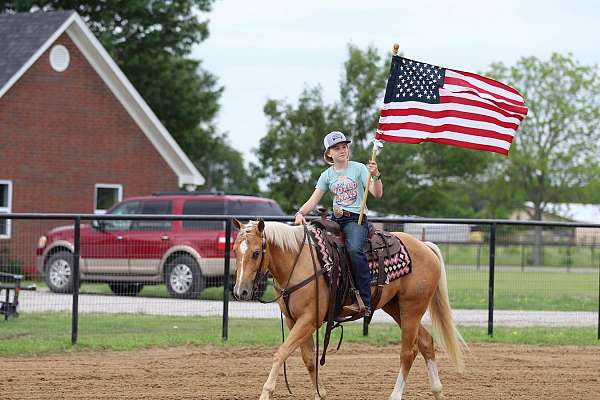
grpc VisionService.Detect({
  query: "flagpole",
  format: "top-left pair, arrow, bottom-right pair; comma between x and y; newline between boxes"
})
357,43 -> 398,226
357,141 -> 378,225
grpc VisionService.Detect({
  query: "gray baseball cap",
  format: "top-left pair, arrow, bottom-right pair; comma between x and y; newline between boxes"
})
323,131 -> 351,150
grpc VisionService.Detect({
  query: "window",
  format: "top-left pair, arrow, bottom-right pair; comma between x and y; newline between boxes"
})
131,200 -> 173,231
228,200 -> 285,217
102,201 -> 141,231
182,200 -> 225,230
0,181 -> 12,239
95,184 -> 123,214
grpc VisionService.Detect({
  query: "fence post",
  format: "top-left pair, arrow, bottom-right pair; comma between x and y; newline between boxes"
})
597,259 -> 599,340
71,216 -> 80,345
222,218 -> 232,341
487,222 -> 496,337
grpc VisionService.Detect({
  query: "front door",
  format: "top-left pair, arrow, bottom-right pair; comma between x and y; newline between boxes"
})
125,200 -> 173,275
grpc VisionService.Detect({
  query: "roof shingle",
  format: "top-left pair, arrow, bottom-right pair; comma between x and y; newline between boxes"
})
0,10 -> 74,89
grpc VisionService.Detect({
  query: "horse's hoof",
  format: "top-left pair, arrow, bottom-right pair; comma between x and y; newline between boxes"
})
259,391 -> 271,400
433,391 -> 444,400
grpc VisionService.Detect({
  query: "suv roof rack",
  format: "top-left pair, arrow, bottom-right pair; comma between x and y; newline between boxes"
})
151,191 -> 259,197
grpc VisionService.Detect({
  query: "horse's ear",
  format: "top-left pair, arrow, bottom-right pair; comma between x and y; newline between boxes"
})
232,218 -> 243,230
257,219 -> 265,232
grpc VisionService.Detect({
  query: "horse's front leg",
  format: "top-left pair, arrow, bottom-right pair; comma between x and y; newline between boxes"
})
299,334 -> 326,399
260,315 -> 316,400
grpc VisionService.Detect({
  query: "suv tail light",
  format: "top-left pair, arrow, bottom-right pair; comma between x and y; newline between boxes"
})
217,233 -> 234,253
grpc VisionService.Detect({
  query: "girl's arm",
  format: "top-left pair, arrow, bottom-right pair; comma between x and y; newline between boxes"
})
294,189 -> 325,224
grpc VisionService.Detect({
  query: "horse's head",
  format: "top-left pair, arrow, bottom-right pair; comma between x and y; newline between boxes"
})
232,219 -> 268,301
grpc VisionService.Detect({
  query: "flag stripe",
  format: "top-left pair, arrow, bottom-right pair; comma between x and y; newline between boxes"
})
445,69 -> 525,104
439,90 -> 527,119
378,113 -> 518,134
380,103 -> 522,126
375,131 -> 510,155
444,78 -> 523,107
443,83 -> 527,114
449,68 -> 523,97
377,121 -> 515,142
383,90 -> 526,120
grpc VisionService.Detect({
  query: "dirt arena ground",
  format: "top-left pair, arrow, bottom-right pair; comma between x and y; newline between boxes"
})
2,343 -> 599,399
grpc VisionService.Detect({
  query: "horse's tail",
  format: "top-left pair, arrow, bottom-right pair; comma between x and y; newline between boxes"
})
424,241 -> 468,373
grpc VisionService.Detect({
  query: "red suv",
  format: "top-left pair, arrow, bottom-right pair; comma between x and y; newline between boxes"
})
35,192 -> 285,298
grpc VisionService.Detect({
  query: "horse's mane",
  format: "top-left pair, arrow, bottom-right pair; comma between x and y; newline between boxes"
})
262,221 -> 304,252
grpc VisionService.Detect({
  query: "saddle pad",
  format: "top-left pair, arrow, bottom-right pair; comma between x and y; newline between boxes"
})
367,235 -> 412,284
306,224 -> 335,277
307,225 -> 412,286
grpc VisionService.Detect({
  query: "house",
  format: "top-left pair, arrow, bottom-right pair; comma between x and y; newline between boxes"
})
0,11 -> 205,271
511,202 -> 600,244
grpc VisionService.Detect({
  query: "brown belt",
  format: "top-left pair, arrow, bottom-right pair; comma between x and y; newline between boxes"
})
333,207 -> 360,218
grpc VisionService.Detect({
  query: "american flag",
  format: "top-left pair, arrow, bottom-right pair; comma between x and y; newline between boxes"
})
376,56 -> 528,155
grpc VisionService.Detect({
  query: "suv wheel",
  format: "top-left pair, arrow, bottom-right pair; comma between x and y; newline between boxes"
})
165,255 -> 204,299
108,282 -> 144,296
45,251 -> 78,293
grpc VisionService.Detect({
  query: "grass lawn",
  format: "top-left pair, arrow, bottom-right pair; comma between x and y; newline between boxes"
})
446,269 -> 598,311
0,313 -> 598,357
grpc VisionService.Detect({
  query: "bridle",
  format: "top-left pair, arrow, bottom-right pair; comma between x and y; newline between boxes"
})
250,231 -> 269,299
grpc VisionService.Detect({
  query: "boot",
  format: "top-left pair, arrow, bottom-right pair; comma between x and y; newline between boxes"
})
342,303 -> 371,317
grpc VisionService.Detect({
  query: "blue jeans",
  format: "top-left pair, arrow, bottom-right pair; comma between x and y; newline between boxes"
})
332,214 -> 371,309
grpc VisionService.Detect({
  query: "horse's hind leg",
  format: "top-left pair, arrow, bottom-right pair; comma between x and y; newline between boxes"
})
260,316 -> 316,400
299,334 -> 326,399
417,324 -> 444,399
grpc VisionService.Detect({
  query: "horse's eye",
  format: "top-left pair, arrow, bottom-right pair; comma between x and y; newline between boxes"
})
252,250 -> 261,258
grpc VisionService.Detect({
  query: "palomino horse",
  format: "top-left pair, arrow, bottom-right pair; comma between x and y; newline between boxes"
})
232,219 -> 466,400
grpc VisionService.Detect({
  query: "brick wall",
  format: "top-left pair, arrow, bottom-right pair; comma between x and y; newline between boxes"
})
0,33 -> 182,274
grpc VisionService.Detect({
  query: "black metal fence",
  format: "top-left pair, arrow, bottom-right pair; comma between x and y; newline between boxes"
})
1,213 -> 599,344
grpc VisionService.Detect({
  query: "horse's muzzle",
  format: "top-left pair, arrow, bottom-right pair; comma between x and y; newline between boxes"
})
233,281 -> 254,301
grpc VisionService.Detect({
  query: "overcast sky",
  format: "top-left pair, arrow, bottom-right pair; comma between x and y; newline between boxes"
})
194,0 -> 599,165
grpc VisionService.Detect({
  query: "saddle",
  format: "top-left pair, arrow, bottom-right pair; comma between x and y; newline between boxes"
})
310,218 -> 409,314
308,216 -> 412,366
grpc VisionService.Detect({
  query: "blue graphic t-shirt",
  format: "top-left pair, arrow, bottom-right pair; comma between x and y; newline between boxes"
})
315,161 -> 369,214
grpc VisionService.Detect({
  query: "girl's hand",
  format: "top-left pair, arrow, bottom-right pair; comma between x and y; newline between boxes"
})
367,160 -> 380,177
294,212 -> 306,225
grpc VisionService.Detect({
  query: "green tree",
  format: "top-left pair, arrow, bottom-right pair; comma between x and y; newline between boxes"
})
487,54 -> 600,263
252,87 -> 347,212
255,44 -> 496,216
1,0 -> 255,190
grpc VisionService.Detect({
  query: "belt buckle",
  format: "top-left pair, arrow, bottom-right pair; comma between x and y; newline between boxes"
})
333,207 -> 344,218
